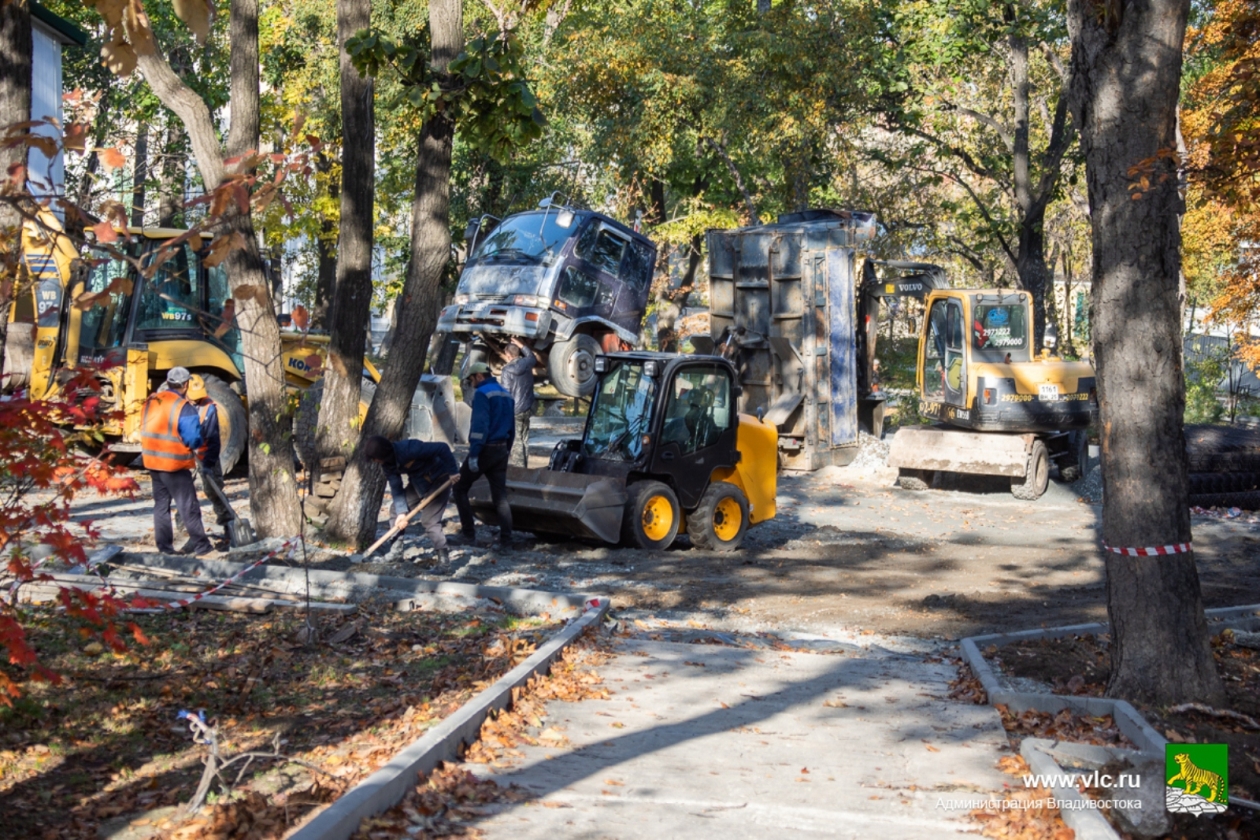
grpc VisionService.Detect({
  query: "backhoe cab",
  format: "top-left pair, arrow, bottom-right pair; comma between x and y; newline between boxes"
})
468,352 -> 778,551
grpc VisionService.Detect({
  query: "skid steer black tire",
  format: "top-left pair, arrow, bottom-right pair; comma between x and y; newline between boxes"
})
1011,440 -> 1050,501
1058,431 -> 1089,483
687,482 -> 750,552
897,468 -> 935,491
203,374 -> 248,476
622,480 -> 681,550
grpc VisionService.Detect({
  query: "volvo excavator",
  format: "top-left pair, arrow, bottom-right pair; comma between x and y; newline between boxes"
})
860,260 -> 1097,499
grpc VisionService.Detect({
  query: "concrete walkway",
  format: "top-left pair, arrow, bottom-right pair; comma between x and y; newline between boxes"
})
467,638 -> 1012,839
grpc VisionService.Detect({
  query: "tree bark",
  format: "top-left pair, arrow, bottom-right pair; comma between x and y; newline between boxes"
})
312,151 -> 339,328
137,0 -> 302,538
0,0 -> 32,382
314,0 -> 376,467
130,123 -> 149,227
325,0 -> 463,547
1067,0 -> 1222,705
158,114 -> 186,228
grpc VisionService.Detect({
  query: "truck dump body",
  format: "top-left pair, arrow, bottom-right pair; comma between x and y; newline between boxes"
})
707,210 -> 877,470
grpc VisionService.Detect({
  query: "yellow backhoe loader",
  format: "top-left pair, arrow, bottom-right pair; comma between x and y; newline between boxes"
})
6,209 -> 378,474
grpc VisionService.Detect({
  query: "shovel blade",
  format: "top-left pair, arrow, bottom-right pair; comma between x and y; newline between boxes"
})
468,466 -> 627,544
227,518 -> 256,548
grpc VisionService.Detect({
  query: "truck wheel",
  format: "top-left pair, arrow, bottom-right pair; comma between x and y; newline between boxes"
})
1011,440 -> 1050,500
203,374 -> 248,476
1058,431 -> 1089,483
687,482 -> 750,552
622,480 -> 681,550
547,333 -> 601,398
897,468 -> 935,491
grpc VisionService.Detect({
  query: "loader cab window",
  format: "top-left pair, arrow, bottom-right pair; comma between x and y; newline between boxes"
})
206,262 -> 243,369
135,243 -> 202,333
77,255 -> 134,359
971,298 -> 1030,362
661,365 -> 731,454
923,301 -> 947,400
583,361 -> 656,461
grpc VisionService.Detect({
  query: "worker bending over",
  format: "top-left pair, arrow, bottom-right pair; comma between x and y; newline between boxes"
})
365,435 -> 460,564
453,362 -> 515,547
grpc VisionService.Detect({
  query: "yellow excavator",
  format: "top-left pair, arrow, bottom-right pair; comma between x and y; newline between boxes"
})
6,209 -> 378,473
862,261 -> 1098,499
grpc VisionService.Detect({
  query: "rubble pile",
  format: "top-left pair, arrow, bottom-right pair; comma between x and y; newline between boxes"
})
849,432 -> 891,470
1071,465 -> 1103,503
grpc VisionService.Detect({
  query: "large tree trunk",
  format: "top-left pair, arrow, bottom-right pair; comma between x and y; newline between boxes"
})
0,0 -> 32,383
225,0 -> 302,537
137,0 -> 301,538
325,0 -> 463,547
158,114 -> 186,228
314,0 -> 376,466
1067,0 -> 1222,705
312,151 -> 339,328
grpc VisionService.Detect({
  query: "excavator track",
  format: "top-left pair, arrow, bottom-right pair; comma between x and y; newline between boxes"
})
1186,424 -> 1260,509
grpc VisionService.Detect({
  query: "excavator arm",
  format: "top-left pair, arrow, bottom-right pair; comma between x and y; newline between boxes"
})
854,260 -> 948,432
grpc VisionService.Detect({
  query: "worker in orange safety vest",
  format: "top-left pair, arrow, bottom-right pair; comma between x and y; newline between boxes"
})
141,367 -> 214,556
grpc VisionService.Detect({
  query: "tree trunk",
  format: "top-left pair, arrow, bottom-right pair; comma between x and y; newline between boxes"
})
312,151 -> 339,328
314,0 -> 376,466
158,114 -> 186,228
0,0 -> 32,382
130,123 -> 149,227
1067,0 -> 1222,705
325,0 -> 463,547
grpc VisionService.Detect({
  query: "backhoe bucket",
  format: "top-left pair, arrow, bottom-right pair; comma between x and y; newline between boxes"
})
467,467 -> 628,544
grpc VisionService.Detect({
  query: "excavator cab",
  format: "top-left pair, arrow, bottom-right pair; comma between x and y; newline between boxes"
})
468,352 -> 778,551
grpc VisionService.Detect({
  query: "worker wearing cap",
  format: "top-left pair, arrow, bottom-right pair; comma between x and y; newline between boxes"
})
141,367 -> 214,556
452,362 -> 515,546
364,435 -> 460,564
499,337 -> 536,467
186,375 -> 233,535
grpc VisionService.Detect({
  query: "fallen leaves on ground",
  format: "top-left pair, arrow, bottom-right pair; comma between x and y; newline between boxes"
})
352,763 -> 527,840
970,754 -> 1074,840
995,704 -> 1134,748
0,603 -> 559,839
947,663 -> 988,705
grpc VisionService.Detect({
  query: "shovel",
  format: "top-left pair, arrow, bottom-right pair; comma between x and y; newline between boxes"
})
363,476 -> 458,558
198,465 -> 257,548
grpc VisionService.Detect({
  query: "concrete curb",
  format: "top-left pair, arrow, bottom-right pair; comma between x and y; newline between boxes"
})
116,554 -> 592,617
287,597 -> 611,840
959,603 -> 1260,755
1019,738 -> 1122,840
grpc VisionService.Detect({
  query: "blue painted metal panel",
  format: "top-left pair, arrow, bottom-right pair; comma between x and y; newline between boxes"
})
828,249 -> 857,446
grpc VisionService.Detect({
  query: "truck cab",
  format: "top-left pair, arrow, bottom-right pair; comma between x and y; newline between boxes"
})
435,203 -> 658,397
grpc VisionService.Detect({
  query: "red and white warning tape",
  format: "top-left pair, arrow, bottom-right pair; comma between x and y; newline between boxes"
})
1102,541 -> 1193,557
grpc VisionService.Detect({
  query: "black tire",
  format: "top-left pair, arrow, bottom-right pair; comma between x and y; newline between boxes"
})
686,482 -> 750,552
1011,439 -> 1050,501
294,378 -> 376,470
202,374 -> 248,476
1059,431 -> 1089,483
621,480 -> 681,550
897,468 -> 935,491
547,333 -> 601,398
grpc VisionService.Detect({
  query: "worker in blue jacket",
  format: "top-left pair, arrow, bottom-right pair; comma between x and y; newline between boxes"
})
365,435 -> 460,563
452,362 -> 516,546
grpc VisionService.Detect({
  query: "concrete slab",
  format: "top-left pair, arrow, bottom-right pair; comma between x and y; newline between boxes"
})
465,639 -> 1011,838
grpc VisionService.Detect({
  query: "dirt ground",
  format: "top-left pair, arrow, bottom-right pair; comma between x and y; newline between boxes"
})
78,459 -> 1260,642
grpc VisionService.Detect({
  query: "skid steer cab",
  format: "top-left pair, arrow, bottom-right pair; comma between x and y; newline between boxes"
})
468,353 -> 778,551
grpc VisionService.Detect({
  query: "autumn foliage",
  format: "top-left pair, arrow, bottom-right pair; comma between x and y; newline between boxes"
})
0,366 -> 144,705
1183,1 -> 1260,363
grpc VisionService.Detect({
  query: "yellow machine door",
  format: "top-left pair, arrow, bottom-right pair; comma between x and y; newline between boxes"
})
922,297 -> 967,408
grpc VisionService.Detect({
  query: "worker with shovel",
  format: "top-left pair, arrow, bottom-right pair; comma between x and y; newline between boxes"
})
185,375 -> 233,544
364,435 -> 460,564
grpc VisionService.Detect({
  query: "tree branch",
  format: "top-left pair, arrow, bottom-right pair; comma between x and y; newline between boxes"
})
135,52 -> 225,189
943,99 -> 1014,149
703,136 -> 759,224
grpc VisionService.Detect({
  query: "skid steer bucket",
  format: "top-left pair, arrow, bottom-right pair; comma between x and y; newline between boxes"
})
467,467 -> 628,544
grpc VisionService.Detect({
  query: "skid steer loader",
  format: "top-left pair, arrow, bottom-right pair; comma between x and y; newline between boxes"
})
467,352 -> 778,551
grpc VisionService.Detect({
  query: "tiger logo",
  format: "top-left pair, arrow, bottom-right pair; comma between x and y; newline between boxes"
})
1168,753 -> 1223,802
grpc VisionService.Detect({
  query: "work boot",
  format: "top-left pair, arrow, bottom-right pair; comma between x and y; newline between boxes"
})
496,532 -> 516,550
177,539 -> 198,555
448,531 -> 477,546
435,548 -> 451,565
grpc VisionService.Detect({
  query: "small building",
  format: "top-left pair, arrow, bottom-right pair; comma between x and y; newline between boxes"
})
28,2 -> 87,198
